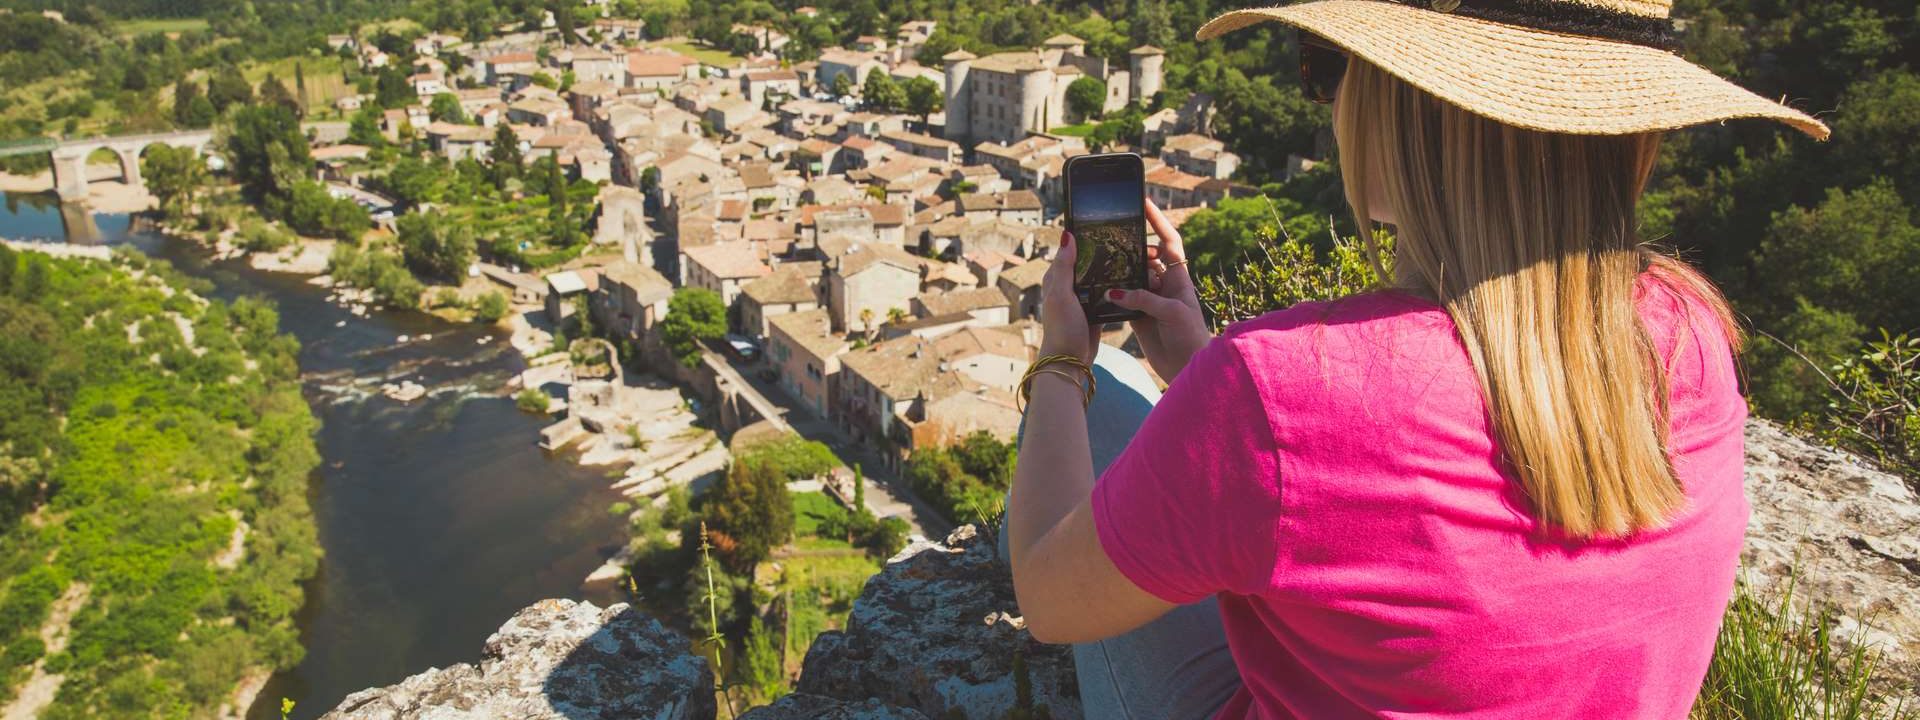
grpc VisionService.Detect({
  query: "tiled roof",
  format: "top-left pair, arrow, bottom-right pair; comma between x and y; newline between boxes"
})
998,258 -> 1049,289
683,241 -> 773,280
916,286 -> 1009,316
768,307 -> 847,359
741,266 -> 818,305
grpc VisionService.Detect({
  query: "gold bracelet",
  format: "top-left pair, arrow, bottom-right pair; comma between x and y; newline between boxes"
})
1028,354 -> 1097,399
1019,367 -> 1091,412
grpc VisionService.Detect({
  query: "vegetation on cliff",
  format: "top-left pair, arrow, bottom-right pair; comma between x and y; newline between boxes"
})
0,246 -> 321,718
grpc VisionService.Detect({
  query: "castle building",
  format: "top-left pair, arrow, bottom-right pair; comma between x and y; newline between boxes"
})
943,38 -> 1165,147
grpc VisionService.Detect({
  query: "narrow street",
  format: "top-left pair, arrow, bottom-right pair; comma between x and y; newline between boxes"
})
711,346 -> 954,540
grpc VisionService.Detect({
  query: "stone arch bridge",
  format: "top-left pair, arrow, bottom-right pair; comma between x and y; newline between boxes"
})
48,130 -> 216,201
0,121 -> 347,201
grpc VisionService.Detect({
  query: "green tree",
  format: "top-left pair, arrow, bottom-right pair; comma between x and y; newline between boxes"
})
347,106 -> 385,147
286,181 -> 370,241
829,71 -> 853,99
703,456 -> 795,570
1753,179 -> 1920,336
488,123 -> 523,189
1181,195 -> 1330,279
141,145 -> 207,216
429,92 -> 467,124
861,69 -> 904,111
904,76 -> 943,125
1066,76 -> 1106,121
224,104 -> 311,209
260,72 -> 302,117
661,288 -> 727,368
742,614 -> 783,698
1745,299 -> 1866,421
375,67 -> 414,108
396,211 -> 477,280
172,80 -> 211,128
207,65 -> 253,112
294,61 -> 307,109
121,62 -> 151,92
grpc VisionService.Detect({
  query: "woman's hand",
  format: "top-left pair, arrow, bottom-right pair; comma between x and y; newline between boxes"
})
1038,230 -> 1098,366
1108,199 -> 1211,380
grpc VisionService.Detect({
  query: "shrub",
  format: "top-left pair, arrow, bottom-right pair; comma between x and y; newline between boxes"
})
472,291 -> 509,323
660,288 -> 726,368
1819,332 -> 1920,481
514,388 -> 550,414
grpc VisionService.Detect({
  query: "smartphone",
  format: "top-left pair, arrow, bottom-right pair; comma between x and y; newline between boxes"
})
1065,152 -> 1148,324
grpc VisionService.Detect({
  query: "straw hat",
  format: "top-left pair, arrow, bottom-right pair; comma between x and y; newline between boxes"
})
1197,0 -> 1829,140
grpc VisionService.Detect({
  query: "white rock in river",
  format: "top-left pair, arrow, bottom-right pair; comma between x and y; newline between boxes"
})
335,320 -> 346,328
397,334 -> 410,343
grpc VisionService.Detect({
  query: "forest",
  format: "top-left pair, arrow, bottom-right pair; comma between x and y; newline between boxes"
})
0,247 -> 321,718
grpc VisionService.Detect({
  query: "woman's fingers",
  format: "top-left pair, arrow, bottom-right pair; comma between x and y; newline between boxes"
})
1144,198 -> 1186,264
1106,287 -> 1188,322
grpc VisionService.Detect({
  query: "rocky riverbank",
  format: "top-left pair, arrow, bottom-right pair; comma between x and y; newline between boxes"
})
317,418 -> 1919,718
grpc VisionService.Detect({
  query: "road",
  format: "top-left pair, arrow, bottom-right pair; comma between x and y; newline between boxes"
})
712,347 -> 953,540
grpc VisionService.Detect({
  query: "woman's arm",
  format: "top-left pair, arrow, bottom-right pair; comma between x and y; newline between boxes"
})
1008,231 -> 1177,644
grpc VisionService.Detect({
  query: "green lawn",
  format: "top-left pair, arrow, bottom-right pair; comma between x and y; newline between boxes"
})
1050,123 -> 1096,137
115,17 -> 210,36
658,40 -> 743,68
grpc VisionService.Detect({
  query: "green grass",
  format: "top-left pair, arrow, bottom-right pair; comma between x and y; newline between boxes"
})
658,41 -> 743,68
115,17 -> 210,36
1695,574 -> 1913,720
792,491 -> 849,539
1049,123 -> 1096,137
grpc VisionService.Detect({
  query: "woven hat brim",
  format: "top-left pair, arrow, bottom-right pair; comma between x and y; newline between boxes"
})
1197,1 -> 1830,140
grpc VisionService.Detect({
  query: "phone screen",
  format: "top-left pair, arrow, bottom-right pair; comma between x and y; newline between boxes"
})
1068,154 -> 1146,322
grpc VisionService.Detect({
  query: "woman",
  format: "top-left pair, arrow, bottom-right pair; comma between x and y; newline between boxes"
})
1006,0 -> 1829,717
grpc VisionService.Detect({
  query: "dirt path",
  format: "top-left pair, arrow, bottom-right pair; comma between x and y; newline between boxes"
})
1,582 -> 90,720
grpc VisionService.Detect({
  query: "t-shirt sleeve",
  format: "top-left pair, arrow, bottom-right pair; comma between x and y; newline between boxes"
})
1091,337 -> 1286,605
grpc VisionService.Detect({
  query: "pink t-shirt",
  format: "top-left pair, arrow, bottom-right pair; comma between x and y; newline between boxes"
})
1092,279 -> 1749,719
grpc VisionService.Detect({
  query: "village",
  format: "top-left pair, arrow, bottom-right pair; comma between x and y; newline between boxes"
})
299,12 -> 1275,546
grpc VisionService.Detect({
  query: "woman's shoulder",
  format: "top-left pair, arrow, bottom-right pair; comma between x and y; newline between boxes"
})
1219,289 -> 1455,354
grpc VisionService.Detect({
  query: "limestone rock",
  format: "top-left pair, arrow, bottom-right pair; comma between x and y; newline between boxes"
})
737,694 -> 930,719
796,524 -> 1082,719
319,599 -> 715,720
1742,418 -> 1920,690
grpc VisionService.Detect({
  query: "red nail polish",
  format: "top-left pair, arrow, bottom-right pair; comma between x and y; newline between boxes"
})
1107,289 -> 1124,300
1061,231 -> 1073,245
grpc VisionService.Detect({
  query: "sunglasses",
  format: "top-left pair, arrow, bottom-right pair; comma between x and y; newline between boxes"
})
1299,32 -> 1348,105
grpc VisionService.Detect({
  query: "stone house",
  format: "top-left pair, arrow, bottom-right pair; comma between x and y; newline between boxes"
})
680,241 -> 772,309
1159,133 -> 1241,180
881,130 -> 960,164
955,190 -> 1043,226
911,286 -> 1011,325
738,266 -> 820,341
997,259 -> 1049,319
827,245 -> 922,333
835,326 -> 1029,458
741,70 -> 801,107
544,270 -> 595,324
768,308 -> 847,421
591,261 -> 674,340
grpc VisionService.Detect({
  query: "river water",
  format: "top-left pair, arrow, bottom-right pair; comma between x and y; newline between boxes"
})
0,192 -> 627,720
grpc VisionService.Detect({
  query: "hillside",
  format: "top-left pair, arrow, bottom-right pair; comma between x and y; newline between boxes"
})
0,244 -> 321,719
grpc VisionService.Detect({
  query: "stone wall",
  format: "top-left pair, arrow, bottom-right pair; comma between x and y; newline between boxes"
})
322,419 -> 1919,719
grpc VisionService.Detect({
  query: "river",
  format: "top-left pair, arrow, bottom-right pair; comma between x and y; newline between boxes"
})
0,191 -> 628,720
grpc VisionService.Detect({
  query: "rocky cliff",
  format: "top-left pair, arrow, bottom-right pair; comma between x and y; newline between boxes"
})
322,419 -> 1918,719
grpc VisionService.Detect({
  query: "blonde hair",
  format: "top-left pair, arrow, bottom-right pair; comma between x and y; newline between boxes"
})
1332,59 -> 1741,538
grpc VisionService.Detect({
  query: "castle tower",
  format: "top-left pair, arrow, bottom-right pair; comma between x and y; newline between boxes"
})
942,49 -> 977,145
1129,45 -> 1165,106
